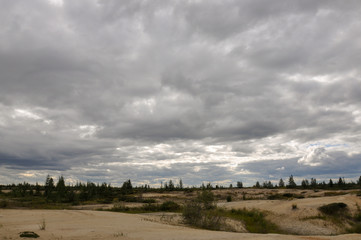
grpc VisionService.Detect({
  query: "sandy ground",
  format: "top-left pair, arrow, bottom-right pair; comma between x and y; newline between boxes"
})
1,209 -> 361,240
219,194 -> 361,235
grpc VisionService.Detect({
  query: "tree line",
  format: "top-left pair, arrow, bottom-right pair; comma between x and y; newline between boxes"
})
252,175 -> 361,190
0,175 -> 360,204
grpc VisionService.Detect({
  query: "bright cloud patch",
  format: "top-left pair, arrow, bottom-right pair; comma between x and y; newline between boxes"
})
298,147 -> 332,167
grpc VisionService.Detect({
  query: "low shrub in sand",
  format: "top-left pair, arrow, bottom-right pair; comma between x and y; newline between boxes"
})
318,202 -> 348,216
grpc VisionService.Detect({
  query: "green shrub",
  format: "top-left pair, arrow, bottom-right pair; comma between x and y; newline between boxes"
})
142,198 -> 156,204
348,222 -> 361,233
197,190 -> 216,209
182,200 -> 203,226
19,231 -> 39,238
160,201 -> 181,212
182,200 -> 222,230
318,202 -> 348,216
226,195 -> 232,202
142,203 -> 160,212
227,208 -> 281,233
324,192 -> 348,197
0,200 -> 7,208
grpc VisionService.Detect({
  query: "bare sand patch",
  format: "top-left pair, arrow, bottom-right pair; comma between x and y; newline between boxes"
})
0,209 -> 360,240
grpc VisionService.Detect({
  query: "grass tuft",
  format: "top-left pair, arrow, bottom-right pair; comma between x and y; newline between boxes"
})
38,219 -> 46,230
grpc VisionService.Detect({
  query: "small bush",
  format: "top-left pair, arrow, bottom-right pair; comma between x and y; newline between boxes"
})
182,200 -> 203,226
228,208 -> 281,233
182,200 -> 223,230
318,202 -> 348,216
0,200 -> 7,208
226,195 -> 232,202
19,231 -> 39,238
267,193 -> 304,200
141,203 -> 160,212
142,199 -> 156,204
324,192 -> 348,197
160,201 -> 181,212
292,204 -> 297,210
38,219 -> 46,230
283,193 -> 294,198
348,222 -> 361,233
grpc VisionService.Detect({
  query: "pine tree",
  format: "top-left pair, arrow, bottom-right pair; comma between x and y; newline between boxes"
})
179,179 -> 183,190
279,178 -> 285,188
287,175 -> 297,188
329,179 -> 333,188
310,178 -> 317,188
301,179 -> 309,189
56,176 -> 66,202
44,175 -> 54,199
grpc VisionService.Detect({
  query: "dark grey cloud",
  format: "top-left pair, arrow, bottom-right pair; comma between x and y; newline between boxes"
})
1,0 -> 361,185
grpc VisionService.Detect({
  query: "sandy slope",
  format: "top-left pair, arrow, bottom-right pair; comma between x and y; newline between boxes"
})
219,194 -> 361,235
1,209 -> 360,240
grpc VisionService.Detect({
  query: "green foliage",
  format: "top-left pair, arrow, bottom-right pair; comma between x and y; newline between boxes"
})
226,208 -> 281,233
318,202 -> 348,216
278,178 -> 285,188
287,175 -> 297,188
160,201 -> 181,211
348,222 -> 361,233
110,200 -> 181,213
0,200 -> 7,208
182,190 -> 221,230
226,195 -> 232,202
324,191 -> 348,197
182,200 -> 223,230
44,175 -> 54,199
121,180 -> 133,194
197,190 -> 216,210
19,231 -> 39,238
141,198 -> 156,204
267,193 -> 304,200
182,200 -> 203,225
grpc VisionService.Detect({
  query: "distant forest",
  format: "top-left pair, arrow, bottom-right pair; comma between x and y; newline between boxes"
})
0,175 -> 360,206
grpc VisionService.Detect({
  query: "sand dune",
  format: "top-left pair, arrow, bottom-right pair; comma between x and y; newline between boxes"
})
1,209 -> 360,240
219,194 -> 361,235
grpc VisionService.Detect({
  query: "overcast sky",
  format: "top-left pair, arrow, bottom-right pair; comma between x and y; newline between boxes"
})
1,0 -> 361,187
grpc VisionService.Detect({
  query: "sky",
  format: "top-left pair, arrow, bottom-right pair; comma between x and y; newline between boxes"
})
1,0 -> 361,187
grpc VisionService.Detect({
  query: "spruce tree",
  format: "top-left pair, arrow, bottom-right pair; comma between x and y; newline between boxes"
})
287,175 -> 297,188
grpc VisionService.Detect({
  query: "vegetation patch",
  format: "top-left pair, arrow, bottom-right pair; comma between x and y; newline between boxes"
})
0,200 -> 8,208
224,208 -> 281,233
109,200 -> 181,213
318,202 -> 348,216
301,214 -> 327,221
182,190 -> 281,233
267,193 -> 304,200
324,191 -> 348,197
19,231 -> 39,238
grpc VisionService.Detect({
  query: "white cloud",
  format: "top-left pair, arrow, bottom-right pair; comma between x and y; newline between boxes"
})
0,0 -> 361,185
298,147 -> 332,167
